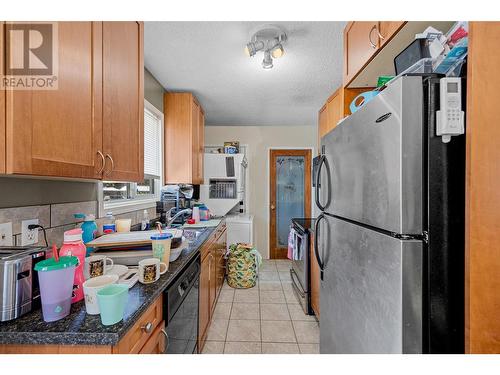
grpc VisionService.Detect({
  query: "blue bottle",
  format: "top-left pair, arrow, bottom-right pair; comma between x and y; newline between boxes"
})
74,213 -> 98,256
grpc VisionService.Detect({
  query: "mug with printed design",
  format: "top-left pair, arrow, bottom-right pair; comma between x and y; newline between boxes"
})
138,258 -> 167,284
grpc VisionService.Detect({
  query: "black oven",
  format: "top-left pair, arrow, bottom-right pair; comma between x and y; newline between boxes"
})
164,254 -> 200,354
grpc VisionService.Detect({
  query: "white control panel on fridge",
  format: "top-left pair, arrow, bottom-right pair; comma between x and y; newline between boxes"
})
436,77 -> 464,143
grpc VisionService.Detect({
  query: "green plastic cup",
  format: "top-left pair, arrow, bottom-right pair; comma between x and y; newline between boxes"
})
96,284 -> 128,326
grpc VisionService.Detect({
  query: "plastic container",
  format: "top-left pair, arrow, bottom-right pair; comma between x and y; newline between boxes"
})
151,233 -> 173,265
115,218 -> 132,233
102,212 -> 116,234
74,213 -> 98,255
97,284 -> 129,325
34,256 -> 78,322
59,228 -> 87,303
199,204 -> 210,221
83,274 -> 118,315
192,206 -> 200,223
141,209 -> 150,231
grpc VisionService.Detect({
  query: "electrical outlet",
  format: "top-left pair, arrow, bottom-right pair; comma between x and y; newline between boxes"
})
21,219 -> 39,246
0,222 -> 13,246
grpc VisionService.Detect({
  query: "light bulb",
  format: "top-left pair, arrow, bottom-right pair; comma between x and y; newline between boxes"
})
271,46 -> 284,58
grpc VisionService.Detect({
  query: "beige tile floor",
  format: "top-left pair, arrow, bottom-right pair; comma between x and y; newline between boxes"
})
202,259 -> 320,354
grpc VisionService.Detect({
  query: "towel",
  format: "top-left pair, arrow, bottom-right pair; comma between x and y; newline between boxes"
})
287,226 -> 296,260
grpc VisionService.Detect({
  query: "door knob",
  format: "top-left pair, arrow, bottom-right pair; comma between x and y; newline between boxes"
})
270,204 -> 276,210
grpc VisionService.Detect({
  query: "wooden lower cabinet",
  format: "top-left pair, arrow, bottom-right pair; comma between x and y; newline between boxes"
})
198,251 -> 211,350
198,222 -> 227,353
139,321 -> 166,354
0,295 -> 164,354
310,232 -> 320,318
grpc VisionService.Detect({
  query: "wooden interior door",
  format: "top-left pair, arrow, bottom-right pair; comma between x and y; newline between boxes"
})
269,149 -> 312,259
465,22 -> 500,353
5,22 -> 103,178
102,21 -> 144,182
0,22 -> 5,173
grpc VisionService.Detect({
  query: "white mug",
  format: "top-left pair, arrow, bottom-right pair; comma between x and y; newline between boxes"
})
84,255 -> 114,279
83,274 -> 119,315
138,258 -> 167,284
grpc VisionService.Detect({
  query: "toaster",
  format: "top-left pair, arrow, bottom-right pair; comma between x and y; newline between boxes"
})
0,246 -> 49,322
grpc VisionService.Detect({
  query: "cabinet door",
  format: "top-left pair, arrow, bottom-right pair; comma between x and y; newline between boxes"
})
0,22 -> 5,174
5,22 -> 103,178
139,321 -> 166,354
209,248 -> 217,315
198,108 -> 205,184
310,232 -> 320,318
215,228 -> 227,296
318,105 -> 327,148
326,91 -> 342,134
191,99 -> 200,184
379,21 -> 405,48
343,21 -> 379,86
198,253 -> 211,351
102,21 -> 144,182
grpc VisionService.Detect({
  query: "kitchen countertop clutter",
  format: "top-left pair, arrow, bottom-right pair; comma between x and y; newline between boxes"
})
0,226 -> 214,347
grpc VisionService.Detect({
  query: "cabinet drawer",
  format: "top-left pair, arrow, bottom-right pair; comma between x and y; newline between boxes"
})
139,321 -> 166,354
113,295 -> 163,354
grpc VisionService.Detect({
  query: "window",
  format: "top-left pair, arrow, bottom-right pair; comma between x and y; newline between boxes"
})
98,100 -> 163,214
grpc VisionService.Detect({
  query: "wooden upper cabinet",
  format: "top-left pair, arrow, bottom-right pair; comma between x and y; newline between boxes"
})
0,22 -> 5,174
5,22 -> 103,178
344,21 -> 405,86
344,21 -> 379,86
379,21 -> 405,47
198,108 -> 205,184
326,90 -> 342,132
102,21 -> 144,182
318,105 -> 327,147
164,92 -> 204,184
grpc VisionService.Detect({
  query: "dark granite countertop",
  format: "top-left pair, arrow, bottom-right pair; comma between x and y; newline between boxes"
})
0,225 -> 218,346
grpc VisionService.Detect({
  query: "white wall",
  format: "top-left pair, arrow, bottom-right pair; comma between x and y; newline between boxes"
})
205,125 -> 317,258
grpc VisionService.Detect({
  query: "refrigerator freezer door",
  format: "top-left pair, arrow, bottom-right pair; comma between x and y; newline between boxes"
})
319,214 -> 423,353
319,76 -> 423,234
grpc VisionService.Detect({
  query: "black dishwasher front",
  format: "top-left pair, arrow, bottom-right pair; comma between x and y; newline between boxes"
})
163,254 -> 200,354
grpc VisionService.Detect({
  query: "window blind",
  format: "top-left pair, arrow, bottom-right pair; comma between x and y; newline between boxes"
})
144,107 -> 162,178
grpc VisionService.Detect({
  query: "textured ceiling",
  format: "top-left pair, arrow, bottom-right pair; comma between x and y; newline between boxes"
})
144,21 -> 346,126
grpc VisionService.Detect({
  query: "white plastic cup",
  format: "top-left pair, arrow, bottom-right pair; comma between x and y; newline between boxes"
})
115,219 -> 132,232
83,274 -> 119,315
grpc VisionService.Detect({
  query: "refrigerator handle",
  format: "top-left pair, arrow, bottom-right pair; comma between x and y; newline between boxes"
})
315,155 -> 331,211
314,213 -> 326,280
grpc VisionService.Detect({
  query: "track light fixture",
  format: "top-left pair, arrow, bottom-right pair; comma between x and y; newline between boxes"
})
244,25 -> 287,69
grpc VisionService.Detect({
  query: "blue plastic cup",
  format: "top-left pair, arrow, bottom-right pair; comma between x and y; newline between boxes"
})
96,284 -> 128,325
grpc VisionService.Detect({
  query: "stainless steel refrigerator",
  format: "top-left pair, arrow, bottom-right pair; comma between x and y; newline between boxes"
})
315,75 -> 465,354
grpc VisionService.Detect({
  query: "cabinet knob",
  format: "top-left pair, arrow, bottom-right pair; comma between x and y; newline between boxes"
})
270,204 -> 276,210
141,322 -> 153,333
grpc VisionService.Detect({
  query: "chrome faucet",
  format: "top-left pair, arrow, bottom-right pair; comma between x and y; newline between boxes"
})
165,208 -> 192,228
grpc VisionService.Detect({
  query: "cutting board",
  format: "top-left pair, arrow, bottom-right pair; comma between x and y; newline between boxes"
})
183,219 -> 222,228
87,229 -> 182,248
